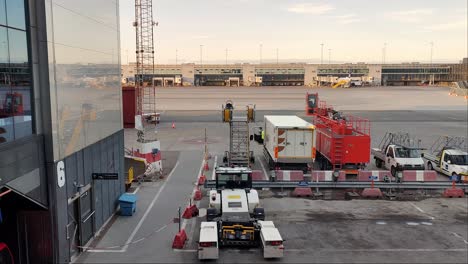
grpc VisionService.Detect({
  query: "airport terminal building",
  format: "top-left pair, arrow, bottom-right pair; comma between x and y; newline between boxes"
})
122,59 -> 468,87
0,0 -> 123,263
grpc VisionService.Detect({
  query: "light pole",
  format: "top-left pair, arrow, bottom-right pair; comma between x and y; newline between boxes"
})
320,43 -> 324,64
200,45 -> 204,86
259,43 -> 263,64
429,41 -> 434,65
175,49 -> 178,65
200,45 -> 204,66
328,49 -> 331,64
276,48 -> 279,64
382,42 -> 387,64
225,48 -> 228,65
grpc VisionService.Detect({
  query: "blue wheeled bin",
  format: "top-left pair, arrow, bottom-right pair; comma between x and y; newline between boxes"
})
119,193 -> 137,216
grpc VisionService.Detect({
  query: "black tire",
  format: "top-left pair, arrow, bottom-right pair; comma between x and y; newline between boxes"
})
391,166 -> 396,177
375,159 -> 383,168
206,208 -> 218,222
427,162 -> 433,170
253,208 -> 265,221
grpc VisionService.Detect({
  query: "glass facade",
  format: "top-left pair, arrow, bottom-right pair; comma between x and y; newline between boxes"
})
0,0 -> 32,144
45,0 -> 121,160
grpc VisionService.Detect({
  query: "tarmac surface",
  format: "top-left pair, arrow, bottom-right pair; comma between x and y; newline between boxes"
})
76,86 -> 467,263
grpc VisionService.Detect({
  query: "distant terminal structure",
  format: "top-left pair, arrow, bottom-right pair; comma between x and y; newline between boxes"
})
121,58 -> 468,87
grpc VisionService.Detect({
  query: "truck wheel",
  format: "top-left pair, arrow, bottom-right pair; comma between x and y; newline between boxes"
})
391,166 -> 396,177
253,208 -> 265,221
206,208 -> 218,221
375,159 -> 383,168
427,162 -> 433,170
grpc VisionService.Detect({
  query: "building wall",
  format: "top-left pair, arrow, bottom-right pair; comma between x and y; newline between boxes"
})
121,62 -> 466,86
304,64 -> 318,86
51,130 -> 124,262
242,64 -> 255,86
181,63 -> 195,85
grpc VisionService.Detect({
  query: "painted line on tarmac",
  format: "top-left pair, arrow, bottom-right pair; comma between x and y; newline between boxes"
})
181,157 -> 206,233
85,249 -> 125,253
131,186 -> 140,194
174,248 -> 468,253
259,157 -> 269,181
451,232 -> 468,245
211,155 -> 218,180
409,202 -> 435,220
122,160 -> 180,252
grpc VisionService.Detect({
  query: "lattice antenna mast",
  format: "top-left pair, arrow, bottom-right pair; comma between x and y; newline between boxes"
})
134,0 -> 156,119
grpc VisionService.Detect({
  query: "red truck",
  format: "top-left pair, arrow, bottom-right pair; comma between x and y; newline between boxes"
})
0,92 -> 24,118
306,93 -> 371,177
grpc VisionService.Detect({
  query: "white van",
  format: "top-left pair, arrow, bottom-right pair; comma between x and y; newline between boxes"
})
258,221 -> 284,259
198,222 -> 219,260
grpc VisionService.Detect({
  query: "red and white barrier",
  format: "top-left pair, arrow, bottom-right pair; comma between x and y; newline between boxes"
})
311,171 -> 346,181
252,170 -> 264,181
357,170 -> 392,182
275,170 -> 304,181
402,170 -> 437,182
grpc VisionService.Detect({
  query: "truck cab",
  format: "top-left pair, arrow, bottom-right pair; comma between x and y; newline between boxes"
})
376,144 -> 424,176
425,149 -> 468,181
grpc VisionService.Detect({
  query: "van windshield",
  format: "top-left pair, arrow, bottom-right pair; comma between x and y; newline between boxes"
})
451,155 -> 468,165
395,147 -> 420,158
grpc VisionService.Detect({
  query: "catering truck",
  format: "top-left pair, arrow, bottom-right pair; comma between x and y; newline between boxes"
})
422,136 -> 468,182
262,115 -> 317,172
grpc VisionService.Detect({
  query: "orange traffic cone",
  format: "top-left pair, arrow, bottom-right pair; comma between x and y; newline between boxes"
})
172,122 -> 175,129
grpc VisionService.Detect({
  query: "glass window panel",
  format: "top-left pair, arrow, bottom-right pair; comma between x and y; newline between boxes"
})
5,0 -> 25,29
7,29 -> 31,140
0,0 -> 6,26
0,25 -> 13,144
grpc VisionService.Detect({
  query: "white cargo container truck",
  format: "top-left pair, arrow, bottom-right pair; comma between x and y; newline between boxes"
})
263,115 -> 316,172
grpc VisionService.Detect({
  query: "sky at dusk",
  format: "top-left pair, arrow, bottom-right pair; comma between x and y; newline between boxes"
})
119,0 -> 467,64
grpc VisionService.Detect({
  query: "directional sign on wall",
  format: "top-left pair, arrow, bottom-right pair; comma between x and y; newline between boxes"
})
92,173 -> 119,180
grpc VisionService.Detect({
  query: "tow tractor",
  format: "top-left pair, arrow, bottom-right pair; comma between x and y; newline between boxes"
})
198,101 -> 284,260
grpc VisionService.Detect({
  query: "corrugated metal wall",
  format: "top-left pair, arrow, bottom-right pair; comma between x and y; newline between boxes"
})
54,130 -> 124,262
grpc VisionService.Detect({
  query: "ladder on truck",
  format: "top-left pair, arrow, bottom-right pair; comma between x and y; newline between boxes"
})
222,101 -> 255,167
430,136 -> 467,156
229,116 -> 250,166
378,132 -> 422,150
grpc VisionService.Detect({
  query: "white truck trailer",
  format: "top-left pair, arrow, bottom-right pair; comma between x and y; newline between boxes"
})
263,115 -> 317,172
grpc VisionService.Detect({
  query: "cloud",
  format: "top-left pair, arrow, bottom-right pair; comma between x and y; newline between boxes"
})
384,9 -> 433,23
287,3 -> 335,15
191,35 -> 210,40
334,14 -> 361,24
425,20 -> 466,31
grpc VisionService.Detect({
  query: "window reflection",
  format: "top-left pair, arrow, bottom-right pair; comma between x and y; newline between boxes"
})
0,0 -> 6,26
6,0 -> 25,29
0,2 -> 32,145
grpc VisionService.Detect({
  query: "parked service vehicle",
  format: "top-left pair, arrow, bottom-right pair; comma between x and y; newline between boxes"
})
198,222 -> 219,260
422,136 -> 468,182
372,132 -> 424,176
200,166 -> 283,260
263,115 -> 316,172
258,221 -> 284,258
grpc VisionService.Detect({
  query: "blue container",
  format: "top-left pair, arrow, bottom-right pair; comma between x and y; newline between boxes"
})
119,193 -> 137,216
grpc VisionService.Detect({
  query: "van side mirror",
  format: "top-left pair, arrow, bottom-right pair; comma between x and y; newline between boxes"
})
420,153 -> 424,158
250,135 -> 253,141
